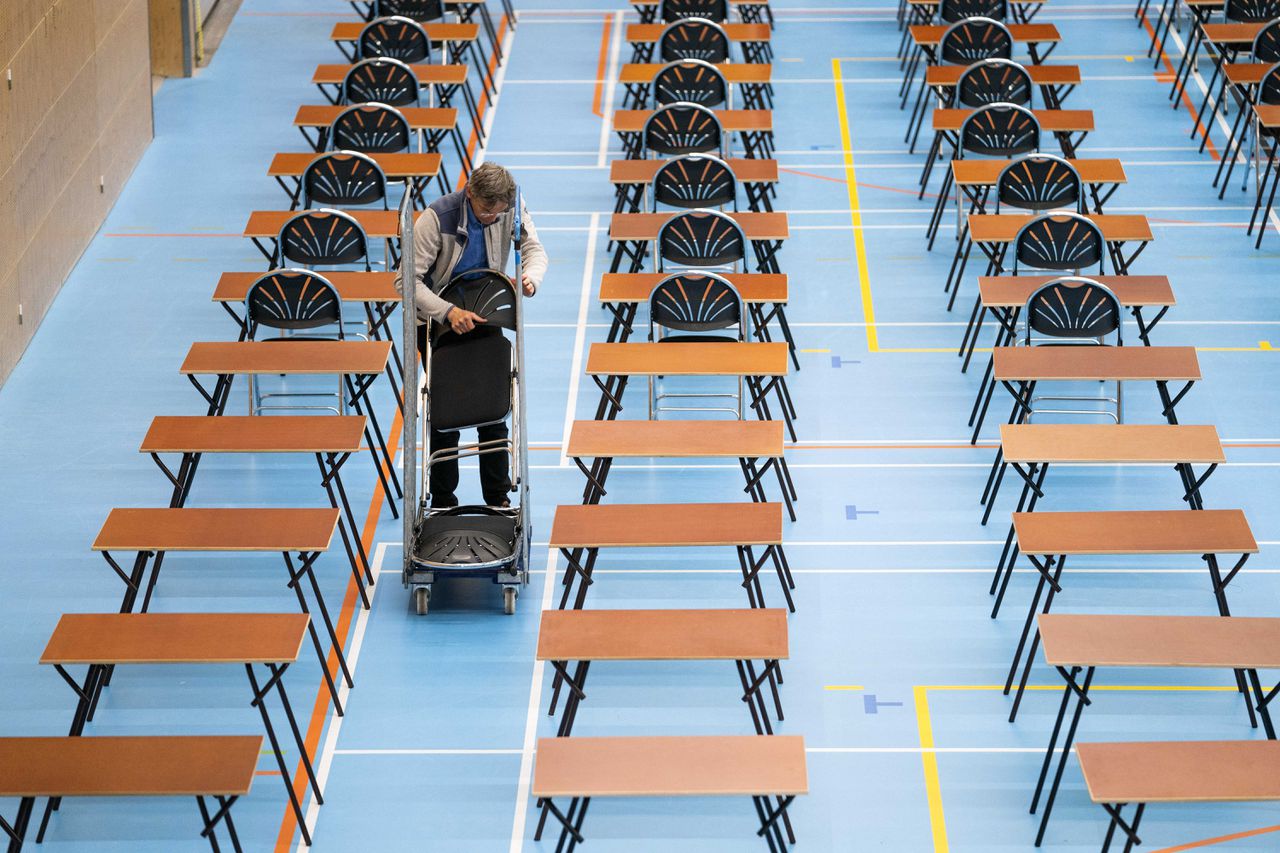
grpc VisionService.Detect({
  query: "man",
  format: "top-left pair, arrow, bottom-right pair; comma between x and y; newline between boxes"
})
399,162 -> 548,508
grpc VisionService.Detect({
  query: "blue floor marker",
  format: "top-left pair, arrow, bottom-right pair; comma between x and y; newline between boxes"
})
845,505 -> 880,520
864,695 -> 905,715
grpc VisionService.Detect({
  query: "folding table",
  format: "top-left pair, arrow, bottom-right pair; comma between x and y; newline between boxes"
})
612,108 -> 775,159
267,151 -> 442,209
609,157 -> 778,213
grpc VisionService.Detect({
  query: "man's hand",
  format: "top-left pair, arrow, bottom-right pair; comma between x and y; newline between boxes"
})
448,308 -> 487,334
522,274 -> 537,297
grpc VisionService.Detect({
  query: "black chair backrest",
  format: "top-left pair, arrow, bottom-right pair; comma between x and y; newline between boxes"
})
649,271 -> 742,336
659,18 -> 732,63
1252,20 -> 1280,62
438,269 -> 519,332
343,57 -> 420,107
303,151 -> 389,209
377,0 -> 444,22
1225,0 -> 1280,22
642,102 -> 725,157
659,0 -> 729,23
329,103 -> 412,153
359,16 -> 432,63
996,154 -> 1083,212
959,102 -> 1040,156
657,208 -> 748,268
652,59 -> 729,108
652,154 -> 738,210
1261,62 -> 1280,105
939,0 -> 1008,22
246,269 -> 344,336
1013,212 -> 1107,273
1024,276 -> 1122,344
957,58 -> 1033,107
939,18 -> 1014,65
277,209 -> 371,268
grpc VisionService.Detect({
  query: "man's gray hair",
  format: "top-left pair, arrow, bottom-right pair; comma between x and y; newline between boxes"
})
467,162 -> 517,207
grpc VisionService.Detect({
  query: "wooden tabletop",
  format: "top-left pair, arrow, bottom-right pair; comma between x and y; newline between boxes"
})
619,63 -> 772,85
629,0 -> 761,6
181,341 -> 393,376
1077,741 -> 1280,804
609,211 -> 788,241
1039,613 -> 1280,669
625,23 -> 772,42
537,608 -> 789,661
268,151 -> 441,179
294,105 -> 457,130
0,736 -> 263,797
601,272 -> 787,303
1201,22 -> 1264,46
215,271 -> 398,303
567,419 -> 784,458
586,342 -> 789,376
245,208 -> 418,239
1256,104 -> 1280,129
992,345 -> 1200,381
978,274 -> 1171,307
910,22 -> 1062,45
609,157 -> 778,185
926,64 -> 1081,87
312,62 -> 468,86
330,21 -> 479,41
93,507 -> 340,552
550,501 -> 783,547
532,735 -> 808,797
612,108 -> 773,133
933,108 -> 1094,133
141,415 -> 367,454
41,613 -> 309,665
969,213 -> 1151,243
999,424 -> 1224,464
1224,61 -> 1270,85
1012,509 -> 1257,556
953,158 -> 1126,187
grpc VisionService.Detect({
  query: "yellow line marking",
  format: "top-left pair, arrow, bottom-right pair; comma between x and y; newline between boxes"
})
799,348 -> 830,353
823,684 -> 865,691
916,683 -> 1241,852
833,58 -> 879,353
915,686 -> 948,853
1261,341 -> 1273,350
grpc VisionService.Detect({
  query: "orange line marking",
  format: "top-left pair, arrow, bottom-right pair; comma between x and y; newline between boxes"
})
1140,12 -> 1220,160
592,14 -> 613,118
777,167 -> 941,199
1154,823 -> 1280,852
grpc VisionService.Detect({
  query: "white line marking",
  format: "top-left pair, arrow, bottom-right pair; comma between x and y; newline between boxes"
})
596,11 -> 623,169
560,212 -> 598,467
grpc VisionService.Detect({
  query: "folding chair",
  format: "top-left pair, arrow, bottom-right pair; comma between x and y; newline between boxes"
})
275,209 -> 373,272
940,0 -> 1009,21
660,0 -> 730,23
658,17 -> 733,63
1022,275 -> 1124,422
638,101 -> 726,158
245,270 -> 347,415
328,102 -> 414,154
378,0 -> 445,20
904,17 -> 1016,151
650,58 -> 731,109
301,151 -> 390,210
657,208 -> 749,272
342,57 -> 424,107
651,154 -> 739,211
647,271 -> 747,418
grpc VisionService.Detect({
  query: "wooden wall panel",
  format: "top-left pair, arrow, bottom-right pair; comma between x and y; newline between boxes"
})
0,0 -> 153,386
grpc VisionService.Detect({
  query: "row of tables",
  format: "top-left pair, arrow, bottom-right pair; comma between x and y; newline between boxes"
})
900,1 -> 1280,848
0,2 -> 509,850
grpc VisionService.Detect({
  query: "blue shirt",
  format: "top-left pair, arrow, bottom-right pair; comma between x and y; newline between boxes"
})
454,201 -> 489,279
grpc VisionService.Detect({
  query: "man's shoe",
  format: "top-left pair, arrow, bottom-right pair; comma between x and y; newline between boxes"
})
431,495 -> 459,509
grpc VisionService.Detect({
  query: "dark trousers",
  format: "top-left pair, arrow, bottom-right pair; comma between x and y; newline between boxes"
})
418,324 -> 512,507
429,422 -> 511,506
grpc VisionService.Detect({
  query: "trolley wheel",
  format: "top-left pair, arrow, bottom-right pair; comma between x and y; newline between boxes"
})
414,587 -> 430,616
503,586 -> 518,615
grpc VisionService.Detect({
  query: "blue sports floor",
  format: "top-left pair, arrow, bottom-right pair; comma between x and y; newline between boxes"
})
2,0 -> 1280,850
